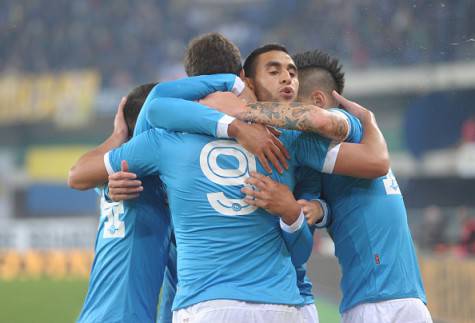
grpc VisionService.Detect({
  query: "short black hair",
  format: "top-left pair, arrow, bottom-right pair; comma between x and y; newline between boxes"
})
124,82 -> 157,136
243,43 -> 289,78
292,50 -> 345,97
184,32 -> 242,76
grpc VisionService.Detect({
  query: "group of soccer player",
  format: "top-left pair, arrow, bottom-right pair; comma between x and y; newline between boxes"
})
68,32 -> 433,323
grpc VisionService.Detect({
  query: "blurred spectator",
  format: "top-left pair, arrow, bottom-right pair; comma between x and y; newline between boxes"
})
419,206 -> 448,252
457,217 -> 475,256
456,116 -> 475,177
461,117 -> 475,143
1,0 -> 473,88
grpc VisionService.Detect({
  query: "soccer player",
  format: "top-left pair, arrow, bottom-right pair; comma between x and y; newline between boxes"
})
69,83 -> 173,323
247,49 -> 433,323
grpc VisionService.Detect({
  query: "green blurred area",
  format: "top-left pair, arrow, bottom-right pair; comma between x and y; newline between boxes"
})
1,279 -> 340,323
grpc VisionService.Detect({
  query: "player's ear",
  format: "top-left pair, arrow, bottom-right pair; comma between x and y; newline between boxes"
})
244,77 -> 255,92
311,90 -> 327,108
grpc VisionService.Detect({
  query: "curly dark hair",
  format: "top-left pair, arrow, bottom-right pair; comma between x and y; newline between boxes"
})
292,50 -> 345,97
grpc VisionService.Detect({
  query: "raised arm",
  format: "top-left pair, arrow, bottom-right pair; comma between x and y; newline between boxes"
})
199,92 -> 350,141
68,97 -> 130,190
332,92 -> 389,178
151,74 -> 243,100
287,93 -> 388,179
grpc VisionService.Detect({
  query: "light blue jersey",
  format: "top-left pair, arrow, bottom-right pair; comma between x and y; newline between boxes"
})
322,168 -> 426,313
134,74 -> 243,137
79,76 -> 242,323
296,120 -> 427,313
143,75 -> 362,314
105,124 -> 335,310
292,110 -> 363,305
78,184 -> 170,323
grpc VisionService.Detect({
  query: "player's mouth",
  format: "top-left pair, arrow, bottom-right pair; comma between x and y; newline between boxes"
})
279,86 -> 295,100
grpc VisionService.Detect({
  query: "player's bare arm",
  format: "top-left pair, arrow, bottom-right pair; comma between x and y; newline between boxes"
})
68,97 -> 130,190
333,91 -> 390,178
199,91 -> 349,141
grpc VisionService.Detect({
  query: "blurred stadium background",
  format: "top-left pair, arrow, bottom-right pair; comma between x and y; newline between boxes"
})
1,1 -> 474,322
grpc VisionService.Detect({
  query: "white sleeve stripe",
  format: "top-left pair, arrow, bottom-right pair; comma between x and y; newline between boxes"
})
322,142 -> 341,174
280,210 -> 305,233
216,115 -> 236,138
103,152 -> 115,175
329,109 -> 350,141
231,77 -> 245,95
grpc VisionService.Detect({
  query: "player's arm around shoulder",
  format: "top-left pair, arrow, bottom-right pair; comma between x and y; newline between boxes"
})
68,97 -> 129,190
331,92 -> 390,179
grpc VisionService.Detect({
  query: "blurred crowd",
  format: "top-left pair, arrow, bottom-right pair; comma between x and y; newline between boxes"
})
1,0 -> 474,87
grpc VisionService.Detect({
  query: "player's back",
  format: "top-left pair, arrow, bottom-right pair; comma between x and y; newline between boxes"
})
105,126 -> 335,311
321,171 -> 426,313
155,131 -> 304,310
78,180 -> 170,323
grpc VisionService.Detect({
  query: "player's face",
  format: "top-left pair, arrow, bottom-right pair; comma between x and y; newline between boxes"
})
251,50 -> 299,103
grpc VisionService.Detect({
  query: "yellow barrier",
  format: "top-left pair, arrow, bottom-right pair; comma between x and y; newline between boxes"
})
0,250 -> 93,280
25,145 -> 93,182
421,256 -> 475,323
0,70 -> 100,127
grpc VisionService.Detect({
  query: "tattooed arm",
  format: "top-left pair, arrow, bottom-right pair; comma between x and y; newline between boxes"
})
239,101 -> 349,141
199,92 -> 349,141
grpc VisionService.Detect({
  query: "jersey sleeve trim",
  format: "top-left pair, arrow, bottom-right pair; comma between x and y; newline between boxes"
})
322,142 -> 341,174
217,115 -> 236,138
329,108 -> 350,141
103,152 -> 115,175
231,77 -> 245,95
280,210 -> 305,233
313,199 -> 329,228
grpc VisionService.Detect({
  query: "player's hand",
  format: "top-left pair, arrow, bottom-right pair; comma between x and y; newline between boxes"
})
297,199 -> 323,226
229,121 -> 289,174
199,92 -> 247,116
332,90 -> 373,125
108,160 -> 143,201
242,172 -> 300,225
112,97 -> 129,143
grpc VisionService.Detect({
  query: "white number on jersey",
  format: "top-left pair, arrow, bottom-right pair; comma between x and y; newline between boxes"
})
101,196 -> 125,238
383,169 -> 401,195
200,140 -> 257,215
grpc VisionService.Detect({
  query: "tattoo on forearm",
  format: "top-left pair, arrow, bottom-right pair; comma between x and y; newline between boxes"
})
235,102 -> 348,141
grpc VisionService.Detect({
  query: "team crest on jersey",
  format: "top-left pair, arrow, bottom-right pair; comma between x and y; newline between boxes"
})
383,170 -> 401,195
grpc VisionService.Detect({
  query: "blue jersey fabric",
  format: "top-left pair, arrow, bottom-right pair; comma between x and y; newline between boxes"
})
287,108 -> 362,305
296,118 -> 426,313
143,75 -> 357,312
157,233 -> 177,323
105,126 -> 334,310
134,74 -> 240,137
322,169 -> 427,313
77,185 -> 170,323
